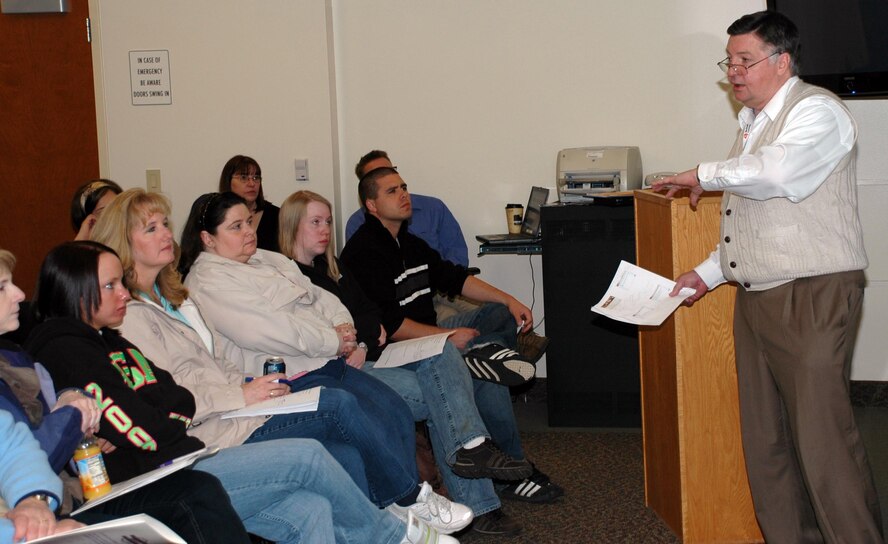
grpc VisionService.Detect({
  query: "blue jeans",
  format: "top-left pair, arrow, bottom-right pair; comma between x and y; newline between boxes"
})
288,358 -> 419,506
439,303 -> 526,460
195,439 -> 405,544
439,302 -> 518,351
73,469 -> 250,544
365,342 -> 503,516
244,387 -> 372,497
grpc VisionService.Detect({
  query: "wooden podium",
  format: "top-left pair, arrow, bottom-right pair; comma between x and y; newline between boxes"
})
634,191 -> 763,543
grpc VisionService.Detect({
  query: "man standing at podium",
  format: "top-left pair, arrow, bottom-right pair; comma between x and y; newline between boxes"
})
653,10 -> 882,544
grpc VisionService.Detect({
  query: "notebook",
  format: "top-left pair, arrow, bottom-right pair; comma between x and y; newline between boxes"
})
475,186 -> 549,245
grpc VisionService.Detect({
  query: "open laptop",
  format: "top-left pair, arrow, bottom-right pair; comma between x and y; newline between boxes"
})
476,186 -> 549,245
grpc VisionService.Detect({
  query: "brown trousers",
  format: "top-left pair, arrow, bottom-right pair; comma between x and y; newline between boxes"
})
733,270 -> 883,543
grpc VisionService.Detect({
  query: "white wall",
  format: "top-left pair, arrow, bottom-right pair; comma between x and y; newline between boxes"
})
90,0 -> 338,232
90,0 -> 888,379
331,0 -> 888,380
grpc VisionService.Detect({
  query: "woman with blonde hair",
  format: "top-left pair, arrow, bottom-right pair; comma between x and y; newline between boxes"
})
279,191 -> 562,535
91,189 -> 470,536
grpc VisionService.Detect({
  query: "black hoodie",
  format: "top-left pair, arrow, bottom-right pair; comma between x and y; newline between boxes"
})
26,317 -> 203,482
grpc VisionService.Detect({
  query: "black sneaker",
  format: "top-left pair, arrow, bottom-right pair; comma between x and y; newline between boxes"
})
471,508 -> 522,536
451,441 -> 533,481
496,466 -> 564,504
463,343 -> 535,386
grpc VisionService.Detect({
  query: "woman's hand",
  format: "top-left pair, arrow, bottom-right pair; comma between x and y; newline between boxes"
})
335,326 -> 357,357
7,496 -> 58,542
96,437 -> 117,454
53,519 -> 87,535
345,346 -> 367,369
241,374 -> 290,405
54,390 -> 101,435
74,214 -> 99,241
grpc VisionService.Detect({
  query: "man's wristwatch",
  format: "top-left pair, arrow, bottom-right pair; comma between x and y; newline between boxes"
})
357,342 -> 368,351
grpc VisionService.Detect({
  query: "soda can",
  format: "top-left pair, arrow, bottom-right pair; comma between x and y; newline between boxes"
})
263,357 -> 286,376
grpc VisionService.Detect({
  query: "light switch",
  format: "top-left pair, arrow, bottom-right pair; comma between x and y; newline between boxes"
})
146,169 -> 162,192
295,159 -> 309,182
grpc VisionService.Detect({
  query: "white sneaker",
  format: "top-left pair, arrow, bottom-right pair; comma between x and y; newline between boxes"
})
388,481 -> 474,535
400,510 -> 460,544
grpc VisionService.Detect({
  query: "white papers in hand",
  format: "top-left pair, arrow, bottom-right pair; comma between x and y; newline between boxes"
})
221,385 -> 321,419
373,332 -> 453,368
29,514 -> 186,543
71,447 -> 220,515
591,260 -> 696,326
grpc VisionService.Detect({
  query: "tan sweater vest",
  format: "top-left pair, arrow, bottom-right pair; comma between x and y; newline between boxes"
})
719,81 -> 868,290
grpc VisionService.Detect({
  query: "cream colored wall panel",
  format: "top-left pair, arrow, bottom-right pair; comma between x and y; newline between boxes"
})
858,184 -> 888,279
848,101 -> 888,184
91,0 -> 336,232
853,281 -> 888,381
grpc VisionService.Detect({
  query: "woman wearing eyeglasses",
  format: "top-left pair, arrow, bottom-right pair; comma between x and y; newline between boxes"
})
219,155 -> 280,252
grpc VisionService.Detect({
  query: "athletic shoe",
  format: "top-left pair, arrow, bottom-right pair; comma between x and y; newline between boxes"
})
451,441 -> 533,481
462,343 -> 535,386
400,510 -> 460,544
471,508 -> 522,536
388,481 -> 473,534
496,465 -> 564,503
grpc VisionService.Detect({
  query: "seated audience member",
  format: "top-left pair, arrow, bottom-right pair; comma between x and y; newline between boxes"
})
0,247 -> 250,543
219,155 -> 280,252
342,166 -> 535,371
282,190 -> 551,535
177,192 -> 472,533
346,150 -> 469,267
0,410 -> 84,543
341,168 -> 564,501
26,241 -> 457,544
347,151 -> 550,362
72,179 -> 123,241
90,189 -> 469,535
1,178 -> 121,347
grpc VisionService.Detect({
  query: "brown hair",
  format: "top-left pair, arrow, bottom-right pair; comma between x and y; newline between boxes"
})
219,155 -> 267,210
354,149 -> 390,179
279,190 -> 340,283
91,188 -> 188,307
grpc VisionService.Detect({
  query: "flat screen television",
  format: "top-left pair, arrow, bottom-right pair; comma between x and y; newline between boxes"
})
766,0 -> 888,98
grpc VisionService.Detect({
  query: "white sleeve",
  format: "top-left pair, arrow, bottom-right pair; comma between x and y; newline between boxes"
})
693,247 -> 727,290
698,96 -> 855,202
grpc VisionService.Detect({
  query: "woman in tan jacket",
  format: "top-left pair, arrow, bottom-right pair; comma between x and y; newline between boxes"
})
90,189 -> 472,536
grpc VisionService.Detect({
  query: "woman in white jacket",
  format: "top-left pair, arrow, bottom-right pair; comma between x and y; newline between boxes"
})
91,189 -> 471,536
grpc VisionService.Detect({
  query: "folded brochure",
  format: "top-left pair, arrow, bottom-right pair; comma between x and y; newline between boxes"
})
591,260 -> 695,326
71,447 -> 219,515
28,514 -> 186,544
221,385 -> 321,419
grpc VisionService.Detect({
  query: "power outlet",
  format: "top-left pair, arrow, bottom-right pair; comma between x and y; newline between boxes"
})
295,159 -> 309,182
146,169 -> 162,192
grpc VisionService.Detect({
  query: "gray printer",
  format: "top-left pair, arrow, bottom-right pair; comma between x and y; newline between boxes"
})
556,146 -> 642,202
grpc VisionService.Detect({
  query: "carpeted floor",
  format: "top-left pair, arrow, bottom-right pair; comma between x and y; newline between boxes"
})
457,431 -> 679,543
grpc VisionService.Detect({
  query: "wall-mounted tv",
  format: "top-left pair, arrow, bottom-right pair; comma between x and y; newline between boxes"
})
766,0 -> 888,98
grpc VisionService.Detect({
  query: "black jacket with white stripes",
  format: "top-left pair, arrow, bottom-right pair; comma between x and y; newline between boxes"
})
340,212 -> 469,335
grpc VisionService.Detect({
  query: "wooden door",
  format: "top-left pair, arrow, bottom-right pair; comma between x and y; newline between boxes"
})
0,0 -> 99,296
